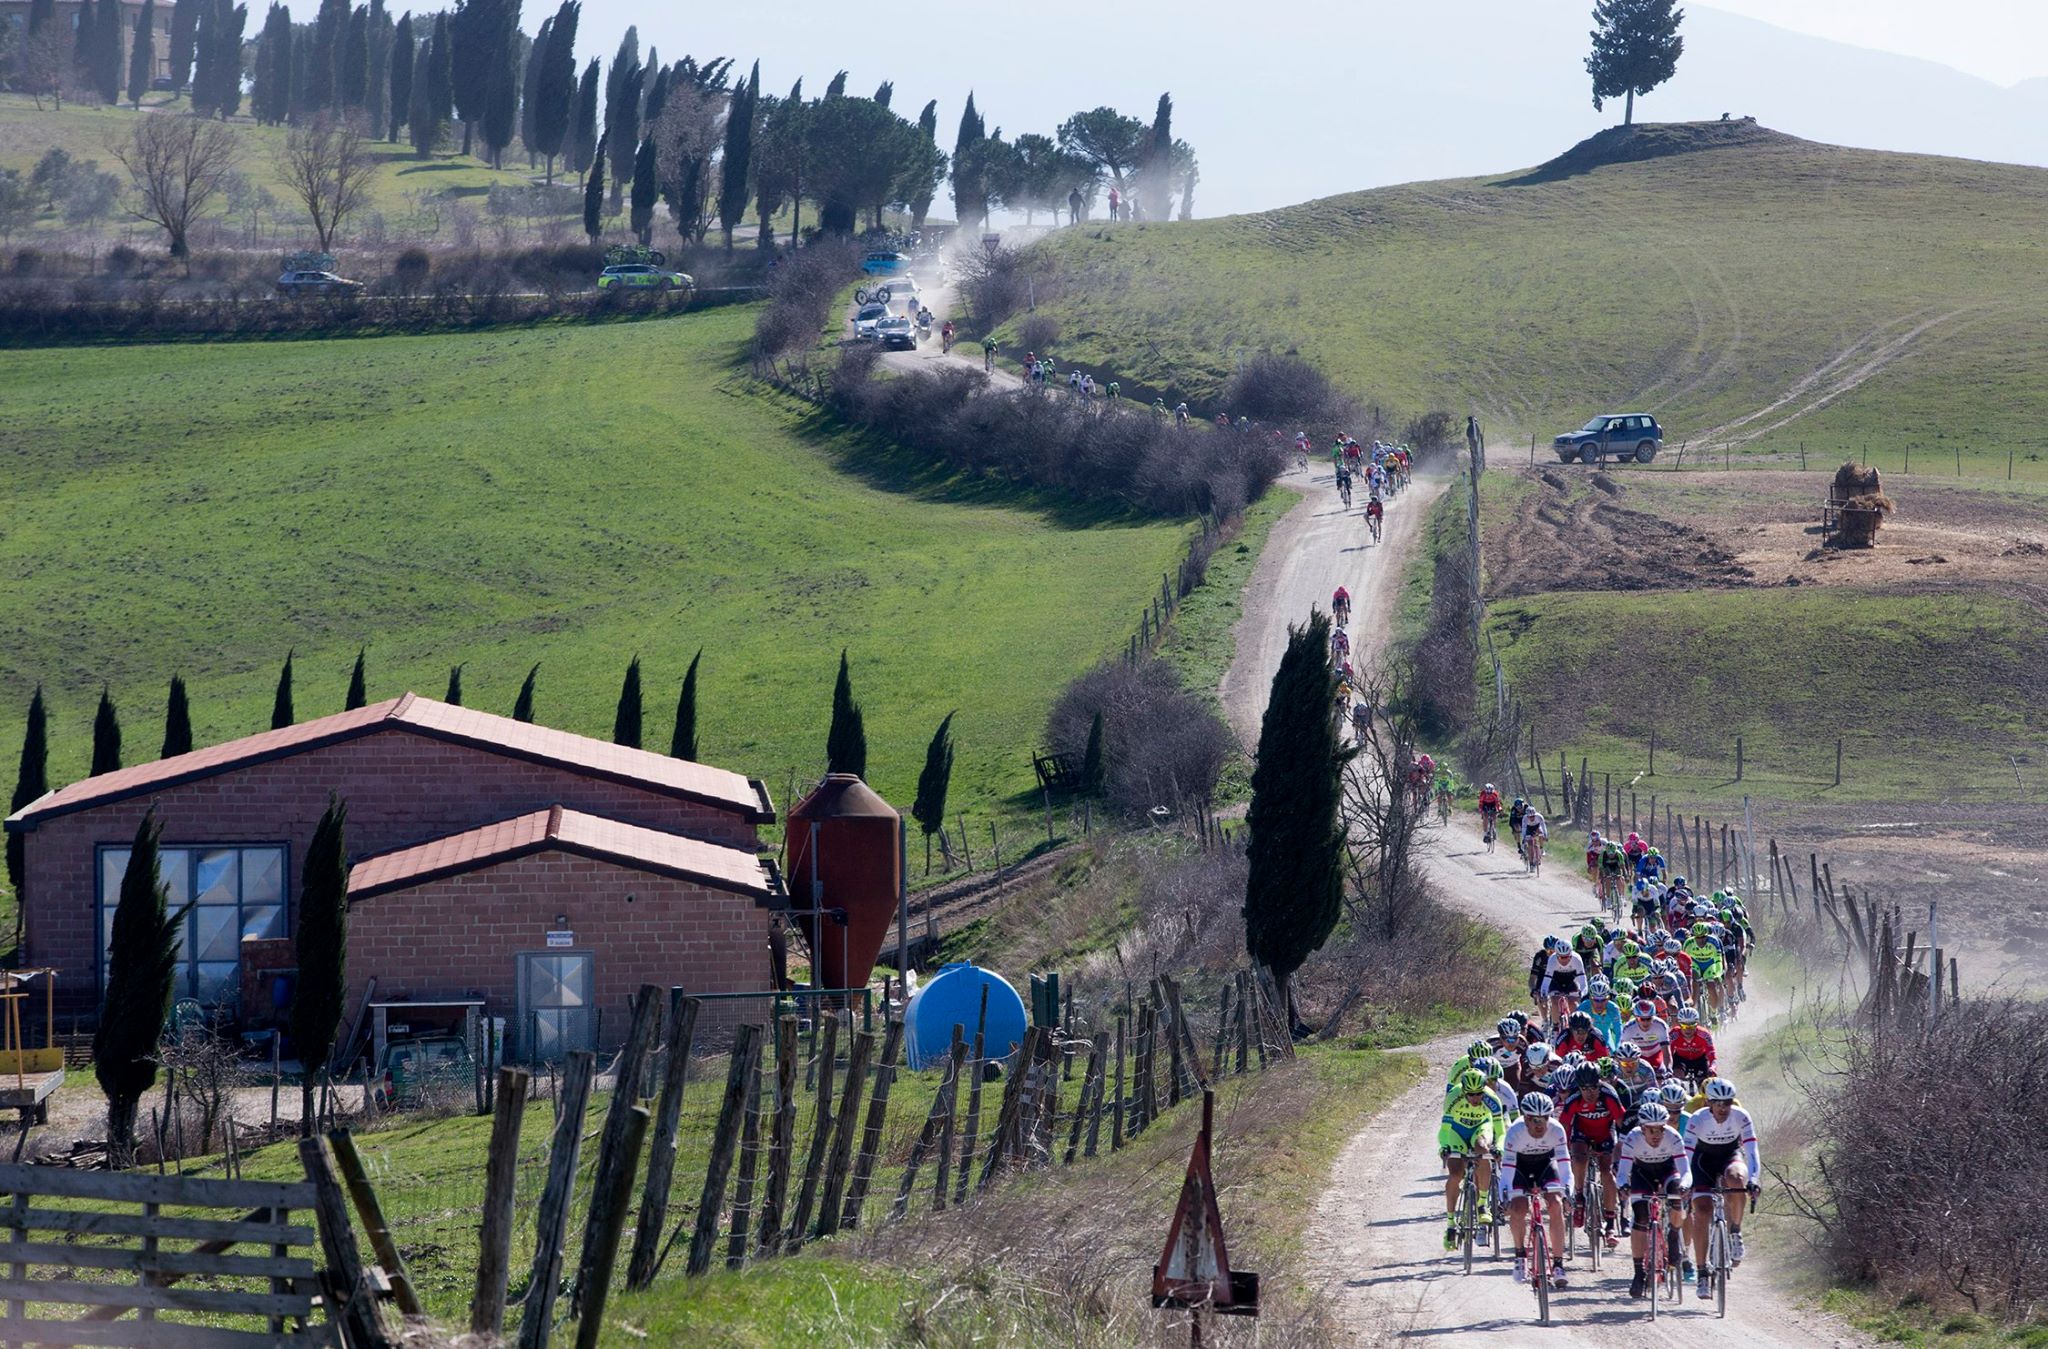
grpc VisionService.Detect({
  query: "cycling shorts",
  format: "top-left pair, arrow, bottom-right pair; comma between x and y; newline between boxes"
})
1569,1133 -> 1617,1157
1626,1159 -> 1680,1195
1689,1141 -> 1743,1191
1508,1159 -> 1565,1194
1441,1139 -> 1493,1161
1547,973 -> 1580,995
1671,1054 -> 1712,1080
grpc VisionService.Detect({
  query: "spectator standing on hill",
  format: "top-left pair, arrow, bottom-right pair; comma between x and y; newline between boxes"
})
982,335 -> 997,371
1108,185 -> 1121,219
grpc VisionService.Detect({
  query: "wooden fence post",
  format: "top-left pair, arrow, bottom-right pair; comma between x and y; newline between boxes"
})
1111,1014 -> 1127,1152
572,1105 -> 648,1349
572,984 -> 662,1318
470,1068 -> 532,1336
840,1016 -> 904,1231
300,1135 -> 394,1349
626,992 -> 700,1290
755,1014 -> 799,1253
687,1023 -> 764,1276
932,1025 -> 966,1210
724,1062 -> 763,1269
1083,1030 -> 1111,1158
811,1026 -> 875,1240
517,1049 -> 595,1349
782,1012 -> 842,1250
897,1035 -> 971,1213
975,1027 -> 1038,1192
952,987 -> 991,1207
329,1128 -> 423,1319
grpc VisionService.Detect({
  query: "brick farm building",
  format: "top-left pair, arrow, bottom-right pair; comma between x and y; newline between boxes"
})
3,693 -> 785,1060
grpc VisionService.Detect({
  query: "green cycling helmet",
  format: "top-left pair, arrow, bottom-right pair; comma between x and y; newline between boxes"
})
1467,1040 -> 1491,1062
1691,921 -> 1710,937
1458,1068 -> 1487,1095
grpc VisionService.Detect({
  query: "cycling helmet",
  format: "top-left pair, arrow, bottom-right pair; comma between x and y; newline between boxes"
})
1638,1103 -> 1670,1126
1458,1069 -> 1487,1095
1589,977 -> 1612,997
1541,935 -> 1559,952
1524,1044 -> 1553,1068
1633,999 -> 1657,1016
1484,783 -> 1495,792
1496,1017 -> 1520,1039
1519,1092 -> 1555,1117
1717,908 -> 1733,922
1579,925 -> 1599,940
1675,1006 -> 1700,1026
1648,847 -> 1661,857
1621,940 -> 1640,957
1507,1010 -> 1531,1027
1673,875 -> 1687,888
1705,1078 -> 1738,1102
1513,797 -> 1526,807
1562,1051 -> 1587,1069
1613,978 -> 1637,1000
1596,1059 -> 1618,1079
1691,922 -> 1710,938
1659,1083 -> 1688,1107
1571,1066 -> 1599,1090
1568,1011 -> 1593,1032
1663,938 -> 1684,953
1588,830 -> 1602,843
1467,1040 -> 1492,1062
1479,1058 -> 1503,1084
1615,1043 -> 1641,1061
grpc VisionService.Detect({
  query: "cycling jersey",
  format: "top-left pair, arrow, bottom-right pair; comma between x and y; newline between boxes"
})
1669,1026 -> 1717,1072
1616,1125 -> 1691,1191
1682,1104 -> 1760,1186
1439,1091 -> 1507,1154
1539,951 -> 1585,997
1478,790 -> 1501,813
1559,1085 -> 1627,1148
1552,1028 -> 1609,1062
1614,1062 -> 1661,1105
1499,1119 -> 1575,1197
1612,956 -> 1653,986
1683,937 -> 1726,981
1508,803 -> 1528,834
1619,1015 -> 1671,1066
1577,997 -> 1623,1048
1599,847 -> 1627,875
1522,812 -> 1548,838
1637,853 -> 1666,882
1572,933 -> 1605,972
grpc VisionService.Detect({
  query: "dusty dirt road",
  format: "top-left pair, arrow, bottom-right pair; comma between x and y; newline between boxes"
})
1221,464 -> 1864,1344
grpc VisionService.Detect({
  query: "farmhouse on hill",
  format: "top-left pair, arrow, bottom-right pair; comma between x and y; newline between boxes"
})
3,693 -> 786,1059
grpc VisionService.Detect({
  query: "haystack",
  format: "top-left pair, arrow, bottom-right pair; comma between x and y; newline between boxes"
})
1833,461 -> 1894,548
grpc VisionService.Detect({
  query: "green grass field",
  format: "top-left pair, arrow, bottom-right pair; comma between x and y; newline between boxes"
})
0,306 -> 1190,858
1020,122 -> 2048,481
0,92 -> 553,244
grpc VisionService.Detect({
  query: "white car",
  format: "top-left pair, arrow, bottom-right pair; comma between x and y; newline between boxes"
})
852,303 -> 889,340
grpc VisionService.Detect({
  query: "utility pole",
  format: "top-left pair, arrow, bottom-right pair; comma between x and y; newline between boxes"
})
1465,416 -> 1485,653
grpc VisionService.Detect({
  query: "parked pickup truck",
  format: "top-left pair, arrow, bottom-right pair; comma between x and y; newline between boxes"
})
1553,413 -> 1663,465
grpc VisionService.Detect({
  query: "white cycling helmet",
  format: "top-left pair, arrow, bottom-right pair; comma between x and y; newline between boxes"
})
1589,976 -> 1612,997
1659,1083 -> 1688,1106
1638,1103 -> 1670,1126
1524,1044 -> 1553,1068
1705,1078 -> 1738,1102
1519,1092 -> 1555,1117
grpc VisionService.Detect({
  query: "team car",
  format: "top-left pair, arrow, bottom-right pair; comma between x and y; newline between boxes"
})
597,262 -> 693,291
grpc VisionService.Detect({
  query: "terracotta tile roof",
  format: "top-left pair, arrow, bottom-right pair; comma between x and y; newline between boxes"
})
4,693 -> 774,829
346,806 -> 778,900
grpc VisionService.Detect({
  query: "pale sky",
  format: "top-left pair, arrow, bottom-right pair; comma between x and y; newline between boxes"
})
1702,0 -> 2048,85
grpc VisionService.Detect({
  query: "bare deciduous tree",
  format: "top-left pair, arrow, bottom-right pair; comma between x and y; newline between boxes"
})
109,114 -> 241,259
275,113 -> 377,252
16,26 -> 73,111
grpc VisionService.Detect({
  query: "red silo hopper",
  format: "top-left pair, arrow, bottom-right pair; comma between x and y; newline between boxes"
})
784,774 -> 902,991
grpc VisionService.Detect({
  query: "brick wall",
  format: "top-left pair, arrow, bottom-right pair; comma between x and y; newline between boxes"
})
20,726 -> 765,1014
347,850 -> 773,1046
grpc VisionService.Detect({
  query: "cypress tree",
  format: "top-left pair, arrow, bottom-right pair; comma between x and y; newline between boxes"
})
715,59 -> 756,250
511,662 -> 538,722
911,711 -> 955,874
125,0 -> 156,107
308,0 -> 344,109
668,649 -> 700,760
444,663 -> 464,706
821,68 -> 844,99
384,11 -> 412,141
289,796 -> 350,1135
824,649 -> 866,779
161,676 -> 193,758
1079,710 -> 1105,796
340,3 -> 368,108
951,91 -> 985,229
1242,612 -> 1347,1028
200,0 -> 245,117
627,133 -> 655,243
870,79 -> 891,108
517,14 -> 547,164
95,809 -> 187,1169
612,655 -> 642,749
270,650 -> 295,729
582,129 -> 604,238
90,687 -> 123,777
26,0 -> 54,38
7,688 -> 50,922
344,648 -> 367,710
253,2 -> 292,124
73,0 -> 96,79
93,0 -> 124,105
169,0 -> 200,91
446,0 -> 492,153
602,26 -> 638,209
568,56 -> 598,179
531,0 -> 576,182
1143,92 -> 1173,221
909,98 -> 939,228
364,0 -> 389,135
478,0 -> 519,167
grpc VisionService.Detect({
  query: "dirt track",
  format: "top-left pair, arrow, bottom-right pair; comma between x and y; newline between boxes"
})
1220,467 -> 1867,1344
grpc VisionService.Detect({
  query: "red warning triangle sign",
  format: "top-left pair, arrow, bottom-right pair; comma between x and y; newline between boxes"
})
1153,1093 -> 1254,1311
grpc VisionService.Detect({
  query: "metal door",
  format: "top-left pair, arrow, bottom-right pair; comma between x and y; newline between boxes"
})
516,952 -> 595,1062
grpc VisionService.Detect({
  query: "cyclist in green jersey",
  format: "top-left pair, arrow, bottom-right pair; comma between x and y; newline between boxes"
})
1440,1068 -> 1504,1250
1682,922 -> 1727,1022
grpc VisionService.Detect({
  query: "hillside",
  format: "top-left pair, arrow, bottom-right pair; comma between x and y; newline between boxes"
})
0,306 -> 1189,859
1022,124 -> 2048,478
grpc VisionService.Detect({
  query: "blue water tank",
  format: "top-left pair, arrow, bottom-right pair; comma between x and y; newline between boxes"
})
902,962 -> 1028,1070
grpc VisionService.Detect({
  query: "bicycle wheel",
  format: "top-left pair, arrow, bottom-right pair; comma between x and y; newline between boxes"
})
1461,1175 -> 1477,1275
1584,1187 -> 1602,1272
1531,1212 -> 1552,1325
1714,1219 -> 1730,1317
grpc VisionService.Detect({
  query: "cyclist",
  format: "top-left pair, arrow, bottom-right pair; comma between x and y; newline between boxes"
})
1335,463 -> 1354,507
1571,924 -> 1607,978
1520,807 -> 1550,873
1631,880 -> 1662,934
1507,796 -> 1529,841
1538,942 -> 1585,1025
1553,1009 -> 1609,1063
1477,783 -> 1502,843
1350,699 -> 1371,742
1637,845 -> 1668,886
1682,921 -> 1728,1022
1434,768 -> 1455,822
1584,829 -> 1606,891
1331,585 -> 1352,626
940,319 -> 955,353
1447,1039 -> 1496,1089
1618,998 -> 1672,1073
1598,839 -> 1629,912
1365,494 -> 1385,538
981,334 -> 998,370
1410,753 -> 1437,810
1668,1007 -> 1717,1089
1611,939 -> 1653,989
1504,1042 -> 1554,1102
1559,1066 -> 1626,1243
1617,1102 -> 1691,1299
1612,1042 -> 1660,1104
1328,623 -> 1351,666
1578,977 -> 1624,1048
1683,1078 -> 1760,1294
1500,1092 -> 1573,1288
1439,1068 -> 1505,1251
1527,937 -> 1560,1009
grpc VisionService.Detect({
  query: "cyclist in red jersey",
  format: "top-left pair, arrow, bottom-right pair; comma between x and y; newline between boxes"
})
1552,1011 -> 1611,1063
1559,1065 -> 1628,1240
1669,1009 -> 1717,1085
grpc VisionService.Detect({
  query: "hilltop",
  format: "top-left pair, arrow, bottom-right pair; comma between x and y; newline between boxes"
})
1021,124 -> 2048,476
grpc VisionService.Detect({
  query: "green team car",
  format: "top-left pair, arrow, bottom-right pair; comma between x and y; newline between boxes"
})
597,246 -> 693,292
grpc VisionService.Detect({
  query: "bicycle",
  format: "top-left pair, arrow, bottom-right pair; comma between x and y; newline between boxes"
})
1523,831 -> 1546,876
1333,597 -> 1352,627
1338,478 -> 1354,509
1599,872 -> 1626,927
1700,1185 -> 1744,1318
1367,510 -> 1383,543
1480,807 -> 1499,852
1526,1188 -> 1557,1326
1643,1185 -> 1684,1318
1435,786 -> 1452,827
1453,1155 -> 1487,1275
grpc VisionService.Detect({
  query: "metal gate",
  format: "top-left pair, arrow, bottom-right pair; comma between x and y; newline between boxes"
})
516,951 -> 595,1062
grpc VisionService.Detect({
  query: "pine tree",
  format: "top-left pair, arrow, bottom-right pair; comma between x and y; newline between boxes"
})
384,11 -> 412,141
911,711 -> 954,874
1586,0 -> 1685,126
668,649 -> 700,760
582,129 -> 604,238
909,98 -> 939,228
1142,93 -> 1173,222
444,662 -> 464,706
1243,613 -> 1347,1028
951,92 -> 985,230
1080,710 -> 1105,795
125,0 -> 156,107
715,59 -> 756,250
612,655 -> 642,749
824,649 -> 866,779
270,650 -> 295,729
289,796 -> 350,1135
94,809 -> 187,1169
511,662 -> 538,722
601,25 -> 637,208
161,676 -> 193,758
91,687 -> 123,776
344,647 -> 367,709
169,0 -> 200,91
568,56 -> 598,179
92,0 -> 124,105
531,0 -> 577,181
628,132 -> 655,243
340,2 -> 368,108
7,688 -> 49,924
